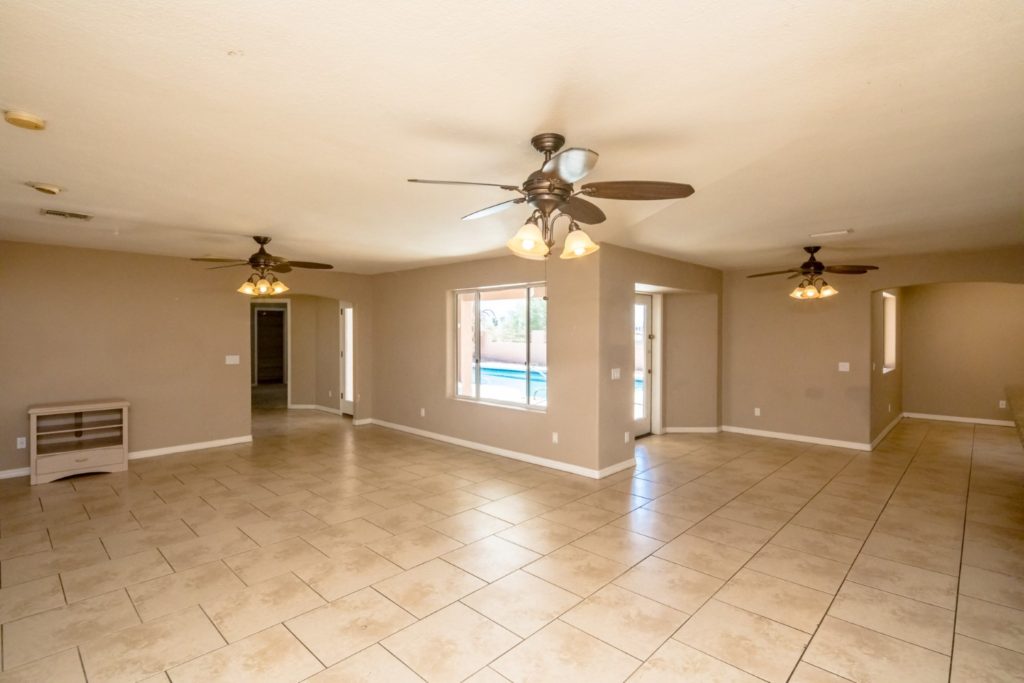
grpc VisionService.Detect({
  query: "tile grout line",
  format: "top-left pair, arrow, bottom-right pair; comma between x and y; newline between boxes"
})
948,424 -> 976,682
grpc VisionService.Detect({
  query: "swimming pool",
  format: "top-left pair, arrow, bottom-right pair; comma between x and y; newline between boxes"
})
479,365 -> 643,405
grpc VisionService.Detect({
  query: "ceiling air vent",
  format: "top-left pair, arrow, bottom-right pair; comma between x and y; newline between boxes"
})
40,208 -> 93,221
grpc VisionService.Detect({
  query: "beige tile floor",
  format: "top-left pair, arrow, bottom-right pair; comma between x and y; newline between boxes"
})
1,410 -> 1022,682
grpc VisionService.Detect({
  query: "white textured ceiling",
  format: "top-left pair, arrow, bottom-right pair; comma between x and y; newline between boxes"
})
1,1 -> 1022,273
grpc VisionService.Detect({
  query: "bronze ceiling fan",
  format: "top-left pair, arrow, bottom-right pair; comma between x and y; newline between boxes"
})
748,246 -> 878,300
192,236 -> 333,296
409,133 -> 695,259
191,235 -> 333,273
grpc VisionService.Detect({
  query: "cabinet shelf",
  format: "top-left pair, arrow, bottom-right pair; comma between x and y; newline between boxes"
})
36,419 -> 125,436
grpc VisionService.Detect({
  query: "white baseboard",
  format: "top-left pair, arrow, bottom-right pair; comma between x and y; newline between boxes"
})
902,412 -> 1014,427
0,436 -> 254,479
363,418 -> 630,479
0,466 -> 31,480
664,426 -> 721,434
129,435 -> 253,460
352,417 -> 373,426
720,425 -> 871,451
871,415 -> 903,448
288,404 -> 345,416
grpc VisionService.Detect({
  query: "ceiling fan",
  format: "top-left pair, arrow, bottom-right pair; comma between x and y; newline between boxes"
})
747,246 -> 878,300
191,235 -> 333,296
408,132 -> 695,259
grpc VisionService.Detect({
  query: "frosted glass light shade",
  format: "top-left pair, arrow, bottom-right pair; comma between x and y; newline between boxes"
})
238,281 -> 257,295
560,227 -> 599,259
507,222 -> 549,260
271,279 -> 289,294
819,283 -> 838,298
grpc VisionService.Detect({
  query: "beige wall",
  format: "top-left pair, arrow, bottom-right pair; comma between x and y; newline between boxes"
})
0,240 -> 376,474
664,293 -> 720,429
315,296 -> 341,408
726,246 -> 1024,445
370,253 -> 601,470
0,241 -> 252,471
901,282 -> 1024,421
598,245 -> 722,468
869,289 -> 903,441
288,297 -> 318,405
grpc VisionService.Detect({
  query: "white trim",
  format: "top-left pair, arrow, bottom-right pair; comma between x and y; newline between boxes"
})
352,418 -> 373,426
871,415 -> 903,448
598,458 -> 637,477
129,435 -> 253,460
902,412 -> 1014,427
288,404 -> 345,416
721,425 -> 871,451
0,466 -> 31,480
651,293 -> 664,435
362,418 -> 625,479
665,426 -> 722,433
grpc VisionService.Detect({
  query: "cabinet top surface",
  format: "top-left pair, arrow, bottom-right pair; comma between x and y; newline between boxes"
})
29,399 -> 130,415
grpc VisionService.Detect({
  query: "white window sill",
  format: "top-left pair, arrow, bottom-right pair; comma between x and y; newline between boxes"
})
452,397 -> 547,414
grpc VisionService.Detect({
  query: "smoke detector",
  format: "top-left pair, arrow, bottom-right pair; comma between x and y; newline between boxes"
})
4,110 -> 46,130
27,182 -> 62,195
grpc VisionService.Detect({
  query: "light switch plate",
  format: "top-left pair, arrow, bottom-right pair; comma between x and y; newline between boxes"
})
838,362 -> 850,372
16,437 -> 26,449
225,355 -> 240,365
611,368 -> 621,380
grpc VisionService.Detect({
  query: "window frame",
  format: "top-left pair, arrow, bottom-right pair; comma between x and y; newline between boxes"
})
882,291 -> 897,373
453,282 -> 547,411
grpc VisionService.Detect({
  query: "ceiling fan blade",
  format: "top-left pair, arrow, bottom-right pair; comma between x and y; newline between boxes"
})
542,148 -> 599,183
561,196 -> 606,224
192,257 -> 246,263
461,197 -> 526,221
582,181 -> 695,200
746,269 -> 801,278
270,264 -> 292,273
408,179 -> 521,192
825,265 -> 879,274
285,261 -> 334,270
207,263 -> 251,270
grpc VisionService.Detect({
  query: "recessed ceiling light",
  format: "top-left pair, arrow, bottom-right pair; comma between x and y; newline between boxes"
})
26,182 -> 62,195
808,229 -> 852,238
4,110 -> 46,130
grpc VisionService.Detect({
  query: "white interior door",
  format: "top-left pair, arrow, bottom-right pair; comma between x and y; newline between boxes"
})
633,293 -> 653,436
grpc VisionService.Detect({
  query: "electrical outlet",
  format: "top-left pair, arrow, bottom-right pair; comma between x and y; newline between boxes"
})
552,432 -> 559,444
625,431 -> 631,443
999,400 -> 1008,409
838,362 -> 850,372
611,368 -> 621,380
888,403 -> 892,413
225,355 -> 240,365
328,390 -> 333,398
420,408 -> 426,417
16,437 -> 26,449
754,407 -> 761,417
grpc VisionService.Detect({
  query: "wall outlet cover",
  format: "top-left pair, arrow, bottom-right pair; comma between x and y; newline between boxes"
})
552,432 -> 559,444
611,368 -> 621,380
1000,400 -> 1008,409
838,362 -> 850,372
754,407 -> 761,416
16,437 -> 26,449
225,355 -> 240,365
420,408 -> 426,417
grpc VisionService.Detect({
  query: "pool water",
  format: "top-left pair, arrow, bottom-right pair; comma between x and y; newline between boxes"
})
479,366 -> 643,406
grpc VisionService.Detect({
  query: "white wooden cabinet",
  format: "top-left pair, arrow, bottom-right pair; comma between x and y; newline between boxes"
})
29,400 -> 130,485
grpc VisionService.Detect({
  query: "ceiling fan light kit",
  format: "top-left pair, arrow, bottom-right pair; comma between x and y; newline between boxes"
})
410,132 -> 694,262
749,246 -> 878,301
238,272 -> 288,296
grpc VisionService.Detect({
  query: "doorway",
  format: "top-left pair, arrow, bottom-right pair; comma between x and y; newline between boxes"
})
252,304 -> 288,410
634,293 -> 653,436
